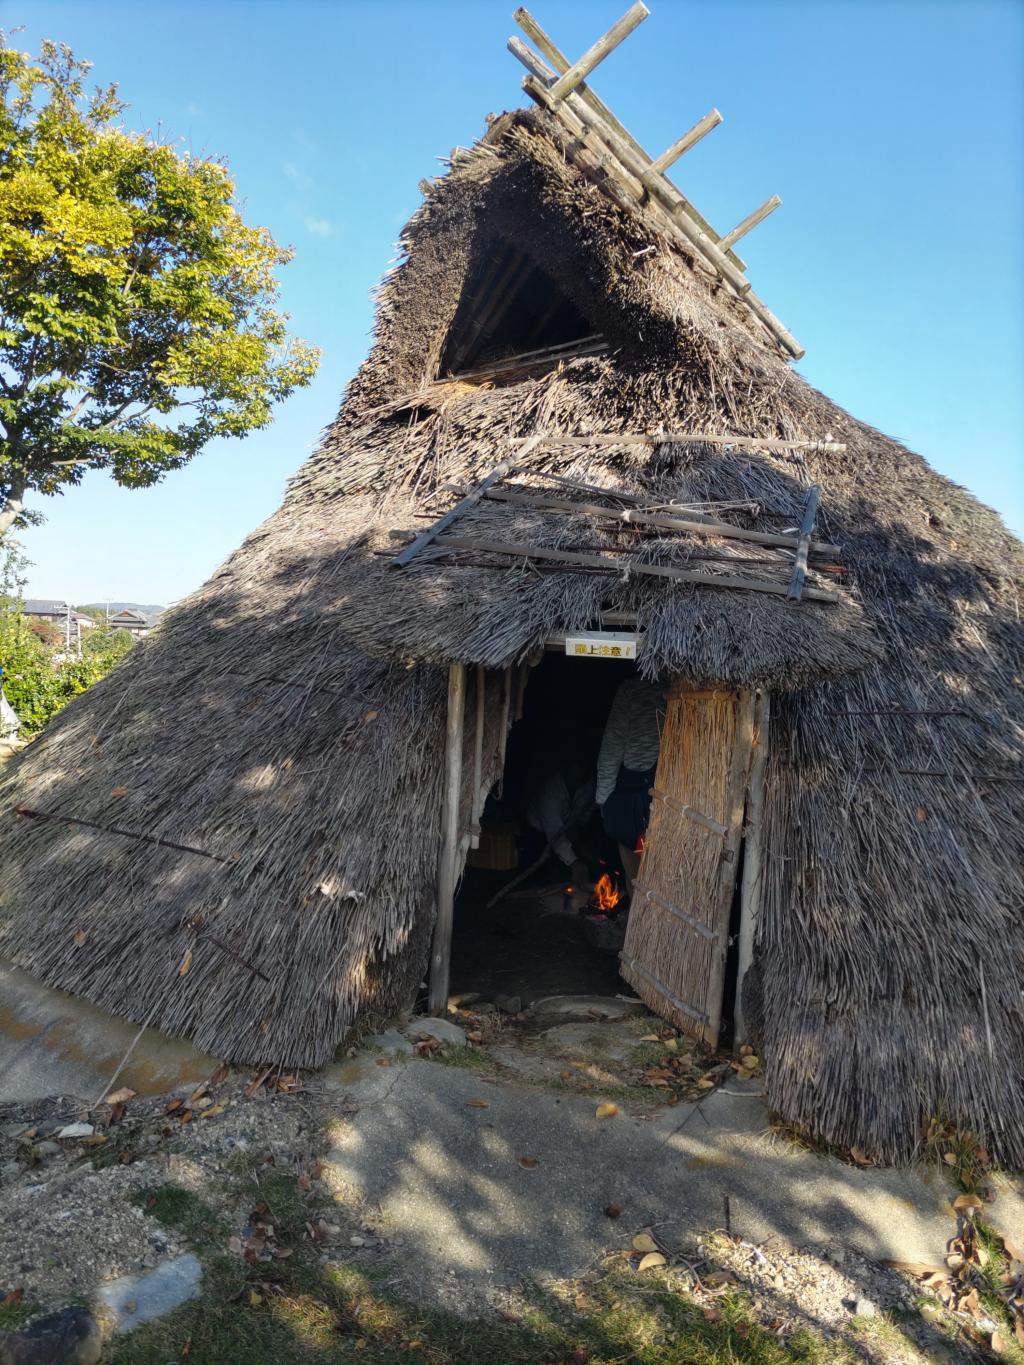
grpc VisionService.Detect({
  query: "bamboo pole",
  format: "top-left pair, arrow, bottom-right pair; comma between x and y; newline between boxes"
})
548,2 -> 649,104
428,662 -> 467,1013
648,109 -> 723,175
719,196 -> 782,252
734,690 -> 770,1043
509,14 -> 749,272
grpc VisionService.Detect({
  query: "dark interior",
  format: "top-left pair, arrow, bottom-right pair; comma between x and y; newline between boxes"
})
440,238 -> 597,375
448,653 -> 636,1007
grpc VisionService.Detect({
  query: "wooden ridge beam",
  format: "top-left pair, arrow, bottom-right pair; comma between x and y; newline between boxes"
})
548,2 -> 649,104
508,16 -> 748,271
719,195 -> 782,252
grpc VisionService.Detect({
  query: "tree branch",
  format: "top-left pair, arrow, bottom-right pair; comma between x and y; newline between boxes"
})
0,476 -> 27,537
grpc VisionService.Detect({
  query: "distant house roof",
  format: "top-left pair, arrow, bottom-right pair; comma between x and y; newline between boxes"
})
22,599 -> 70,617
109,609 -> 149,624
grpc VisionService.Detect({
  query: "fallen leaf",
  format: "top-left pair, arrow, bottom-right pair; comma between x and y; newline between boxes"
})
604,1203 -> 623,1219
104,1086 -> 137,1106
210,1065 -> 229,1085
465,1031 -> 483,1043
595,1102 -> 619,1119
850,1146 -> 873,1166
111,785 -> 128,798
178,948 -> 193,977
953,1193 -> 983,1212
703,1306 -> 723,1323
464,1098 -> 490,1108
199,1104 -> 225,1119
741,1055 -> 759,1070
740,1044 -> 754,1056
72,928 -> 87,947
165,1097 -> 185,1114
632,1234 -> 658,1253
1,1289 -> 24,1306
663,1038 -> 678,1052
364,711 -> 378,723
376,1057 -> 392,1068
248,1290 -> 262,1307
943,1152 -> 958,1166
638,1252 -> 666,1271
916,806 -> 928,822
696,1077 -> 715,1090
517,1155 -> 538,1169
992,1330 -> 1008,1354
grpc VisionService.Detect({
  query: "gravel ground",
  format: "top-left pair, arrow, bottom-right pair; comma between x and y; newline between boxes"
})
0,1048 -> 1011,1363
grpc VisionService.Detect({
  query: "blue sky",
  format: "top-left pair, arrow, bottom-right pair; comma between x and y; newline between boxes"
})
11,0 -> 1024,604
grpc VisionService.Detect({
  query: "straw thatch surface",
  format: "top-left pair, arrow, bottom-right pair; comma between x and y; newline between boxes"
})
1,109 -> 1022,1161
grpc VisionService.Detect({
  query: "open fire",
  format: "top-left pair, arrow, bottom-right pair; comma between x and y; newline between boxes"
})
592,872 -> 622,913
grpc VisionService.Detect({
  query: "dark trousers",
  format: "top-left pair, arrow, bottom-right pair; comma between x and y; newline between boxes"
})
601,766 -> 655,848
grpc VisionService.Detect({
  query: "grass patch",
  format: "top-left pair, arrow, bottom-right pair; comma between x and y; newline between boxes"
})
0,1297 -> 40,1331
429,1043 -> 495,1073
110,1165 -> 863,1365
134,1184 -> 227,1244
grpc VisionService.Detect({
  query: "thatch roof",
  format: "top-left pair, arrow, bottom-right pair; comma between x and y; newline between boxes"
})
1,107 -> 1022,1163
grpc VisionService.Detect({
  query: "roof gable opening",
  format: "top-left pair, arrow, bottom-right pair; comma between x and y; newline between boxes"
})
440,237 -> 599,378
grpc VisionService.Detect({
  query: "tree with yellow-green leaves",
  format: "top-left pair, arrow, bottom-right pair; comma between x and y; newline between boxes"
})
0,34 -> 319,535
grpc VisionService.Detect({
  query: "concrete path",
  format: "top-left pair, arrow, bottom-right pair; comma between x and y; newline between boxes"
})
322,1051 -> 1024,1307
0,959 -> 216,1104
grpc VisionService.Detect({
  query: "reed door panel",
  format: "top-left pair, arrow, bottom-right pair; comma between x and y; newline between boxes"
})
621,689 -> 753,1047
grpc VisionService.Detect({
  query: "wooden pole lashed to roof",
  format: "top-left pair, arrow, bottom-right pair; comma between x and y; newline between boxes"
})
510,12 -> 748,273
547,2 -> 649,103
720,196 -> 782,252
648,109 -> 723,175
509,7 -> 805,359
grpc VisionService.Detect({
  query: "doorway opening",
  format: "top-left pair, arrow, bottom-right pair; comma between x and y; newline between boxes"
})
448,653 -> 637,1010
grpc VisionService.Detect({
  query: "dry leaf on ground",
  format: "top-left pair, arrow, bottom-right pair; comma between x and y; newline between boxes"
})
632,1234 -> 658,1253
595,1102 -> 619,1119
638,1252 -> 666,1271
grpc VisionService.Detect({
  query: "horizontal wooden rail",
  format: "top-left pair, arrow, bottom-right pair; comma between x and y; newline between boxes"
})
622,955 -> 710,1025
477,484 -> 840,555
509,433 -> 845,453
649,787 -> 728,836
391,532 -> 842,603
635,882 -> 720,941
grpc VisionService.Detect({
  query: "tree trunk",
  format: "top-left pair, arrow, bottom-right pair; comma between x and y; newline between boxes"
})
0,479 -> 27,537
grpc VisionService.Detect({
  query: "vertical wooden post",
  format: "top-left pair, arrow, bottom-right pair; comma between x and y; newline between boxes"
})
428,662 -> 466,1014
470,666 -> 486,848
734,690 -> 770,1043
496,667 -> 512,798
704,689 -> 756,1048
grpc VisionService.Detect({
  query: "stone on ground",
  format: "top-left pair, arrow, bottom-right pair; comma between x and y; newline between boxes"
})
0,1307 -> 101,1365
403,1016 -> 466,1046
95,1253 -> 202,1334
527,994 -> 645,1022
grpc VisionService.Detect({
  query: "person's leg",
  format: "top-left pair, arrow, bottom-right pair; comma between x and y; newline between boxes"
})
618,843 -> 640,896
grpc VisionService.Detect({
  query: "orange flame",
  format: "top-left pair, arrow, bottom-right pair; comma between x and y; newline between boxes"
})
593,873 -> 621,912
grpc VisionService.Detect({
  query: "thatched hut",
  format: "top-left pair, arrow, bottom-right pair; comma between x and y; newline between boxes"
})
1,15 -> 1022,1165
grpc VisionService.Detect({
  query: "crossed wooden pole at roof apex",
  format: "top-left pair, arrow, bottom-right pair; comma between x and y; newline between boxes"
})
507,3 -> 802,359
